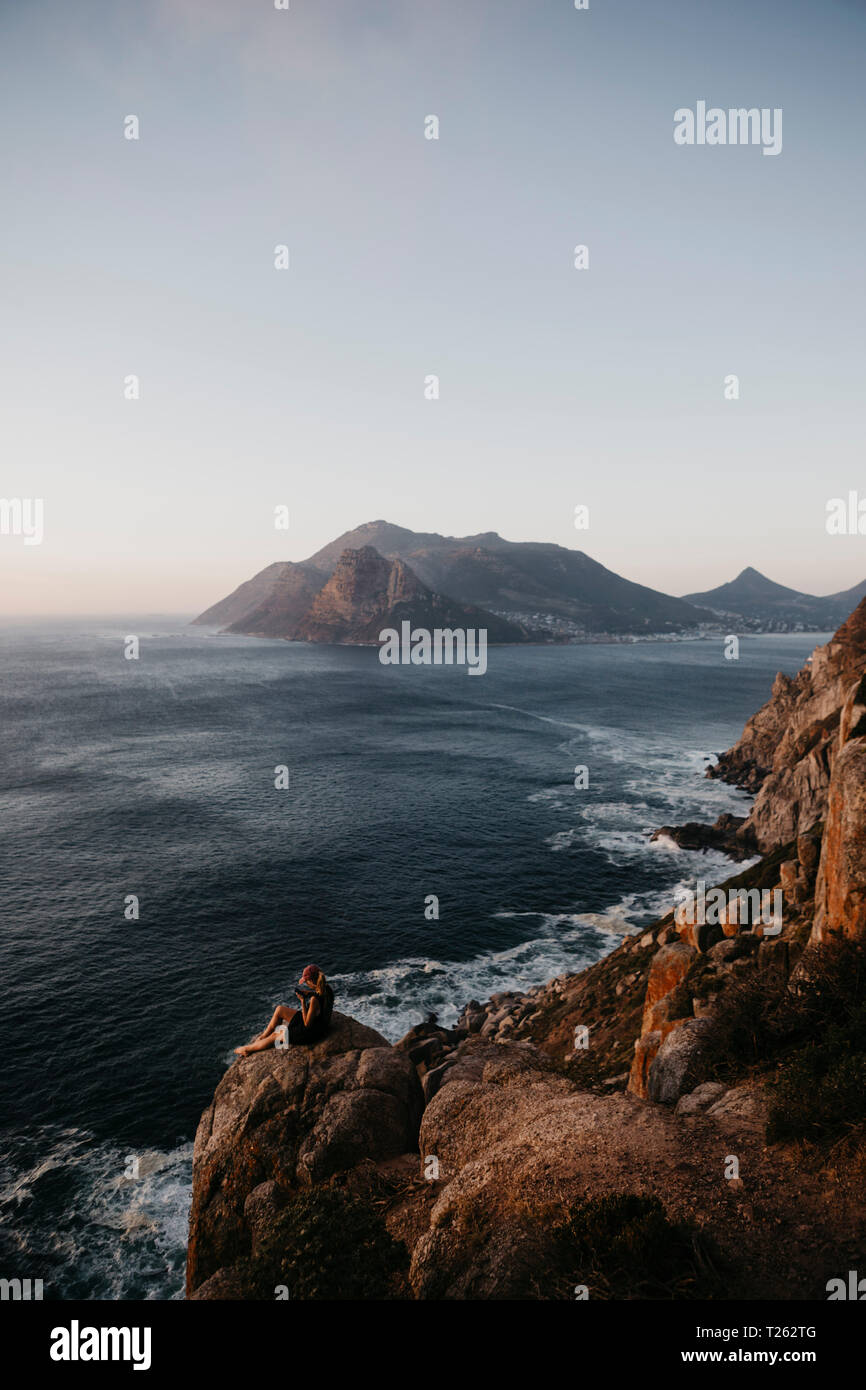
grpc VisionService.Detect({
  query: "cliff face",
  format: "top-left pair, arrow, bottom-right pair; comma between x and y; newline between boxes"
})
710,598 -> 866,850
187,1012 -> 422,1296
813,670 -> 866,942
287,547 -> 525,645
291,546 -> 404,643
622,601 -> 866,1101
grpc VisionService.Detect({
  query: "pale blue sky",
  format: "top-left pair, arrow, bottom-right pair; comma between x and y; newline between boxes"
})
1,0 -> 865,613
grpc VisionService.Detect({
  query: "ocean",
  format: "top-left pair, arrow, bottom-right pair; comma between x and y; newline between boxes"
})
0,620 -> 823,1299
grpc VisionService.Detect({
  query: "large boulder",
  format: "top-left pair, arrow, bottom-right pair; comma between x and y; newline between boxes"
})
186,1012 -> 423,1294
646,1018 -> 711,1105
704,1084 -> 768,1134
674,1081 -> 728,1116
712,602 -> 866,852
409,1038 -> 702,1298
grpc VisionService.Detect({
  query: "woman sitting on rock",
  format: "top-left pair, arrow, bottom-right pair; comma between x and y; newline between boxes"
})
234,965 -> 334,1057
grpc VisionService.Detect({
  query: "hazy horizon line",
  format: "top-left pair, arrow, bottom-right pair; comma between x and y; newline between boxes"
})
3,529 -> 865,620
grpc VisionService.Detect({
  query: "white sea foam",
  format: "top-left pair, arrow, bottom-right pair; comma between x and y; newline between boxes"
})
326,919 -> 624,1043
325,715 -> 759,1044
0,1127 -> 191,1301
325,863 -> 717,1044
650,833 -> 681,852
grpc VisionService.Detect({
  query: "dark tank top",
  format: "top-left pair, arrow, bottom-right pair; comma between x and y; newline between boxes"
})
289,985 -> 334,1045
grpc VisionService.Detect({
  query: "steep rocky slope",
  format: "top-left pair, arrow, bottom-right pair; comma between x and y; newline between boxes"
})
703,598 -> 866,849
813,666 -> 866,941
194,561 -> 328,631
222,563 -> 329,638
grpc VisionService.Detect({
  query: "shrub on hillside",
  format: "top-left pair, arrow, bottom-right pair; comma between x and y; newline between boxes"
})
700,938 -> 866,1142
549,1193 -> 722,1300
239,1187 -> 408,1300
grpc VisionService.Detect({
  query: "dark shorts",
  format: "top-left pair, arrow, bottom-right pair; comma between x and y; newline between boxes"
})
288,1013 -> 325,1046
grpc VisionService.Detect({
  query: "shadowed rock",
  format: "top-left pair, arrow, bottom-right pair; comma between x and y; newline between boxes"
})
710,599 -> 866,851
185,1011 -> 422,1295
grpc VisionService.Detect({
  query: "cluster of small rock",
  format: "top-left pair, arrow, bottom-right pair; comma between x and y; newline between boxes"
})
394,979 -> 573,1101
627,831 -> 821,1103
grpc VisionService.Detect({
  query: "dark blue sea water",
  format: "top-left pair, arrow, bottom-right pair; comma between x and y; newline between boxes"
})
0,620 -> 823,1299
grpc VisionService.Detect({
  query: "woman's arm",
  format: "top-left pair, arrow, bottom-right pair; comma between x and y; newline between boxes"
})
301,995 -> 320,1028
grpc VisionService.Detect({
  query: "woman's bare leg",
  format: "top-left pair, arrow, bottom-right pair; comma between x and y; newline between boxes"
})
235,1007 -> 297,1057
253,1004 -> 291,1040
236,1032 -> 276,1055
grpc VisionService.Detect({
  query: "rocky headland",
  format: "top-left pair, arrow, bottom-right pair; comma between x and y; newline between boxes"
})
186,601 -> 866,1300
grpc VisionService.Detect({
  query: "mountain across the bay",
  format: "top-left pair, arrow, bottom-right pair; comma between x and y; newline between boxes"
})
194,521 -> 717,641
684,566 -> 866,631
195,524 -> 866,643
